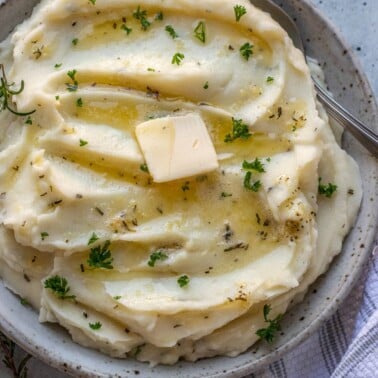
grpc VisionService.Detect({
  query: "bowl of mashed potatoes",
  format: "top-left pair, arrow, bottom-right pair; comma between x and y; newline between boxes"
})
0,0 -> 376,376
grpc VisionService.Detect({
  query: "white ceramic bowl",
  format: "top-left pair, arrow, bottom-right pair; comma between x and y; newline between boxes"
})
0,1 -> 377,377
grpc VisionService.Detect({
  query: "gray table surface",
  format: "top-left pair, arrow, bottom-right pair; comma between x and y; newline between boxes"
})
0,0 -> 376,377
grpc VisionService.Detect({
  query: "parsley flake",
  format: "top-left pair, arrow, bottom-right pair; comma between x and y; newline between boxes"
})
133,6 -> 151,31
242,158 -> 265,173
203,81 -> 209,89
121,24 -> 132,35
267,76 -> 274,83
165,25 -> 179,39
44,275 -> 76,300
255,304 -> 283,343
76,98 -> 83,107
25,116 -> 33,125
89,0 -> 96,4
177,275 -> 190,288
224,117 -> 251,143
88,232 -> 99,245
194,21 -> 206,43
148,250 -> 168,267
89,322 -> 102,330
72,38 -> 79,46
234,5 -> 247,21
54,63 -> 62,69
172,52 -> 185,65
318,178 -> 337,198
87,240 -> 113,269
140,163 -> 149,173
240,42 -> 254,60
244,171 -> 261,192
40,232 -> 49,241
79,139 -> 88,147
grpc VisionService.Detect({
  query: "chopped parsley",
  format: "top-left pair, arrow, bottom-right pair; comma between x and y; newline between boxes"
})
244,172 -> 261,192
177,275 -> 190,288
234,5 -> 247,21
133,6 -> 151,30
318,178 -> 337,198
76,98 -> 83,107
54,63 -> 62,69
89,322 -> 102,330
40,232 -> 49,241
67,69 -> 77,83
140,163 -> 149,173
255,304 -> 283,343
221,192 -> 233,198
0,64 -> 36,116
172,52 -> 185,65
113,295 -> 122,300
88,232 -> 99,245
240,42 -> 254,60
242,158 -> 265,173
87,240 -> 114,269
194,21 -> 206,43
148,250 -> 168,267
266,76 -> 274,83
224,117 -> 251,143
155,11 -> 164,21
44,275 -> 76,300
79,139 -> 88,147
72,38 -> 79,46
89,0 -> 96,4
121,24 -> 132,35
66,83 -> 78,92
165,25 -> 179,39
203,81 -> 209,89
25,116 -> 33,125
181,181 -> 190,192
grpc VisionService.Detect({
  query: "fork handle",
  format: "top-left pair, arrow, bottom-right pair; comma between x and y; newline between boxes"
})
313,78 -> 378,157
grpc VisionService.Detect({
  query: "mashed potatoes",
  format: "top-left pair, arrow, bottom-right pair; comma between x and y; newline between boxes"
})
0,0 -> 362,365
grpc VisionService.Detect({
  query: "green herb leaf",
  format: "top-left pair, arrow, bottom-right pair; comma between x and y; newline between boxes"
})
133,6 -> 151,30
44,275 -> 76,300
88,232 -> 99,245
243,171 -> 261,192
240,42 -> 253,60
140,163 -> 149,173
234,5 -> 247,21
148,250 -> 168,267
72,38 -> 79,46
165,25 -> 179,39
242,158 -> 265,173
121,23 -> 132,35
255,304 -> 283,343
194,21 -> 206,43
318,178 -> 337,198
54,63 -> 62,69
266,76 -> 274,83
172,52 -> 185,65
155,11 -> 164,21
221,192 -> 233,198
76,98 -> 83,107
0,64 -> 36,116
224,117 -> 251,143
89,321 -> 102,330
87,240 -> 113,269
113,295 -> 122,300
67,69 -> 77,83
177,275 -> 190,288
25,116 -> 33,125
203,81 -> 209,89
89,0 -> 96,4
79,139 -> 88,147
40,232 -> 49,241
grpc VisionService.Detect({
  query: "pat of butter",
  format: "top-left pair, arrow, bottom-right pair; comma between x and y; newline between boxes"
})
135,114 -> 219,183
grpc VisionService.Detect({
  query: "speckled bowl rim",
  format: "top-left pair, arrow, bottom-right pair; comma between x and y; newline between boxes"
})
0,0 -> 377,377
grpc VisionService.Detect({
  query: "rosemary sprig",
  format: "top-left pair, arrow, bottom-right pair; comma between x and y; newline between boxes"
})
0,64 -> 35,116
0,331 -> 32,378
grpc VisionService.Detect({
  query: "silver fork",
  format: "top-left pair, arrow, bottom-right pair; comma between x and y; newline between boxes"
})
251,0 -> 378,156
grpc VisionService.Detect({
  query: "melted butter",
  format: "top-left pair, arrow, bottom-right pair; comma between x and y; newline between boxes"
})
203,113 -> 292,159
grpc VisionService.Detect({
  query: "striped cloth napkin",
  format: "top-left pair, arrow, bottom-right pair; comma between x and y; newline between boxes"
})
249,245 -> 378,378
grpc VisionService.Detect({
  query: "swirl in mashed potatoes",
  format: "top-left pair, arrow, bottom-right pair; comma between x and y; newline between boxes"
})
0,0 -> 361,365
